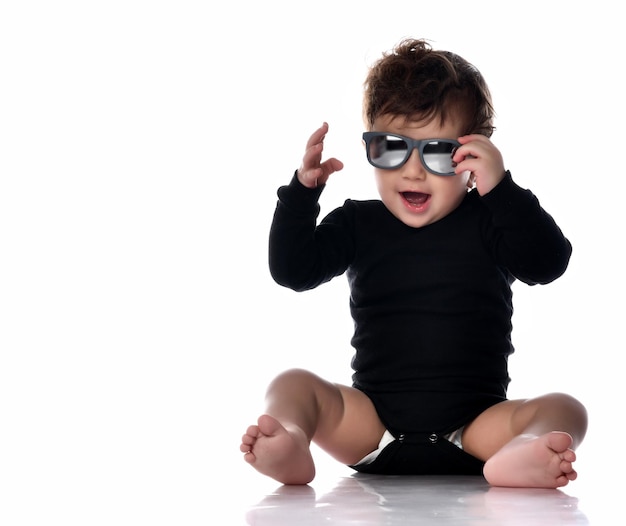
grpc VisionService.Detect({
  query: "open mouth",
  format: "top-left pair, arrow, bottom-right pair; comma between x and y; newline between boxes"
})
401,191 -> 430,208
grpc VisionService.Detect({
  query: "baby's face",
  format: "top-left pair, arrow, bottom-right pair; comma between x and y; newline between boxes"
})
369,115 -> 472,229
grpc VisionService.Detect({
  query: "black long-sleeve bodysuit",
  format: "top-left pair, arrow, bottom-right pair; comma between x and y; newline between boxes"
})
269,171 -> 571,473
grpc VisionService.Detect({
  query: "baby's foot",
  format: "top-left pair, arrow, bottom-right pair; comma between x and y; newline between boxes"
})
483,431 -> 577,488
240,414 -> 315,484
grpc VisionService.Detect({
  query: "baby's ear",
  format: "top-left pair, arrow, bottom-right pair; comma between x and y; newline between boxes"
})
466,173 -> 476,189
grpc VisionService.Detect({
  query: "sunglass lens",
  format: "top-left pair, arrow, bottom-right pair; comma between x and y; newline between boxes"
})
369,135 -> 409,168
422,141 -> 457,174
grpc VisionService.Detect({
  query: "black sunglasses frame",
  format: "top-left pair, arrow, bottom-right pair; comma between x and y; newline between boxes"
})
362,132 -> 460,176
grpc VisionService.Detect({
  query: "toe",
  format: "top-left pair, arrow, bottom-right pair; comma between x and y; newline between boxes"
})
257,414 -> 282,435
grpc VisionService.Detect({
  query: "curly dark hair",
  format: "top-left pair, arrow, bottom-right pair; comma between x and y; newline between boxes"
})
363,39 -> 495,137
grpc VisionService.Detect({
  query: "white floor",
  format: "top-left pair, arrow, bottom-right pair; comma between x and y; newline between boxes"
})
235,446 -> 614,526
0,427 -> 616,525
243,474 -> 588,526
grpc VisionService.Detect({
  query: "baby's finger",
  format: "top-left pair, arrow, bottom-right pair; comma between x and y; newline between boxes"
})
305,122 -> 330,150
300,123 -> 330,171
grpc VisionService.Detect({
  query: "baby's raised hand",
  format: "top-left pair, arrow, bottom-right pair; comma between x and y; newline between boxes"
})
453,134 -> 505,196
297,122 -> 344,188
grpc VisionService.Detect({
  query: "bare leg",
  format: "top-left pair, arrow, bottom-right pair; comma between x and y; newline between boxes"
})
240,369 -> 385,485
463,393 -> 588,488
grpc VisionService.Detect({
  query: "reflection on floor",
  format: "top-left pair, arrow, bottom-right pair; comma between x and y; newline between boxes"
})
243,474 -> 590,525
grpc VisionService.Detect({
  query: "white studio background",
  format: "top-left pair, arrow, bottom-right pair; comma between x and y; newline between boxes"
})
1,1 -> 623,524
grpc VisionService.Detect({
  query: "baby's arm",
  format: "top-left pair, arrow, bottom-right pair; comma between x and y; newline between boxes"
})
268,124 -> 351,292
480,173 -> 572,285
297,122 -> 344,188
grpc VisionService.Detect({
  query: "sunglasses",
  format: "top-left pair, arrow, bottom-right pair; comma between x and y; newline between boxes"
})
362,132 -> 460,175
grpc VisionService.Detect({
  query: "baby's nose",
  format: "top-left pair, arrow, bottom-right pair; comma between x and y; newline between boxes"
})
402,149 -> 427,179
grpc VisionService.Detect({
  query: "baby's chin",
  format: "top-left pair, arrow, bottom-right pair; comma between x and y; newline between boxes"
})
384,194 -> 464,229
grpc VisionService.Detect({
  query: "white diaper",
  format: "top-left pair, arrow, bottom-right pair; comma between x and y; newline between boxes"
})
353,430 -> 396,466
445,426 -> 464,450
